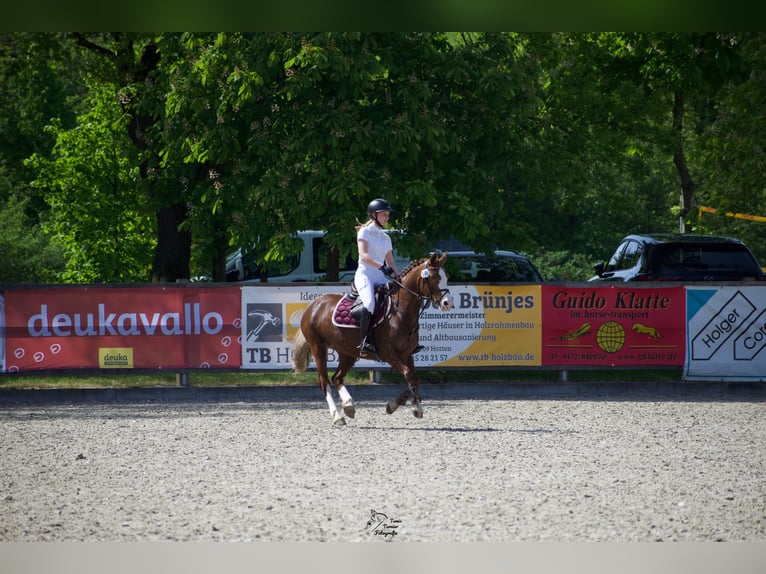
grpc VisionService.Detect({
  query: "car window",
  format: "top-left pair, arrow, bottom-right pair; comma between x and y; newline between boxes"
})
653,244 -> 761,275
446,255 -> 541,282
235,247 -> 300,280
618,240 -> 643,271
605,240 -> 642,272
604,242 -> 627,271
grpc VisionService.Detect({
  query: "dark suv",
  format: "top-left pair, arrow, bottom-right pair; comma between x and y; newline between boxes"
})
589,233 -> 765,282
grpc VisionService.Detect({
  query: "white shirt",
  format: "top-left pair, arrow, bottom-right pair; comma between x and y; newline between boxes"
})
355,224 -> 393,310
357,224 -> 392,268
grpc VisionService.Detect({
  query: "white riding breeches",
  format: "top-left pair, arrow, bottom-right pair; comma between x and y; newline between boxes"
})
354,265 -> 387,313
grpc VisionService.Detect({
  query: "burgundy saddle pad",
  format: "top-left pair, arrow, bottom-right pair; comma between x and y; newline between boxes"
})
331,288 -> 390,328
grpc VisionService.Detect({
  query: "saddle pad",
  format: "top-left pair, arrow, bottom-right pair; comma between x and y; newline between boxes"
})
331,293 -> 390,329
332,295 -> 359,328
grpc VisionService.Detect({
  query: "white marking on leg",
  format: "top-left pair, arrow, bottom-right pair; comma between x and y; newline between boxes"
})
325,389 -> 338,417
339,384 -> 356,418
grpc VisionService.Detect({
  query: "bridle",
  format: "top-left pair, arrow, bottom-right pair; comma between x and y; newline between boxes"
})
390,261 -> 450,312
386,259 -> 452,348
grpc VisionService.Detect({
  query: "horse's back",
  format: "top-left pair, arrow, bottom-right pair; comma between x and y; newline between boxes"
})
301,292 -> 344,332
300,292 -> 359,352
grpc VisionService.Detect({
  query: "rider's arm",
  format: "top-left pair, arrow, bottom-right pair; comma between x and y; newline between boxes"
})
384,251 -> 398,275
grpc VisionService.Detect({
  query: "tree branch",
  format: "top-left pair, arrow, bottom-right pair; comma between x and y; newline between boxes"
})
69,33 -> 117,62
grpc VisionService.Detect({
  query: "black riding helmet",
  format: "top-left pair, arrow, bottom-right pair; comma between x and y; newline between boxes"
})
367,198 -> 394,215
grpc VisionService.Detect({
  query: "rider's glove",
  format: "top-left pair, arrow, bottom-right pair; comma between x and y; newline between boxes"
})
379,264 -> 395,278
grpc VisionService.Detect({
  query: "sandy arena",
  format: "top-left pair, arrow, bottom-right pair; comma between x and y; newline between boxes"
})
1,383 -> 764,542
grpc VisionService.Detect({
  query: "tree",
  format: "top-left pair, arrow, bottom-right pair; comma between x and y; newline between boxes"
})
0,33 -> 79,283
237,32 -> 544,278
0,183 -> 65,283
696,33 -> 766,263
518,32 -> 752,276
522,32 -> 678,263
7,32 -> 766,284
140,33 -> 545,281
27,83 -> 153,282
70,32 -> 194,282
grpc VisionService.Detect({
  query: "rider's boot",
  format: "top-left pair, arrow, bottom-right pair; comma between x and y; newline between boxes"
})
358,308 -> 377,355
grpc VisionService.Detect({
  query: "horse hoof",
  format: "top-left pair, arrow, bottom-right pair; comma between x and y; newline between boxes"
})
332,416 -> 347,428
412,408 -> 423,419
342,400 -> 356,419
386,401 -> 398,415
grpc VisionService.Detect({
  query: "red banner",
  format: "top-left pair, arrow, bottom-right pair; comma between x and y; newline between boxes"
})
3,286 -> 241,371
541,285 -> 686,366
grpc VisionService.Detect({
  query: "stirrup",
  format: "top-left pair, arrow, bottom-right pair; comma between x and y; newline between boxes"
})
359,340 -> 377,354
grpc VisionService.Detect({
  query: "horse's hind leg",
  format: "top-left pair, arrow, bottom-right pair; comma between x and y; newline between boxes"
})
332,353 -> 357,419
385,356 -> 423,418
385,388 -> 411,415
311,340 -> 346,427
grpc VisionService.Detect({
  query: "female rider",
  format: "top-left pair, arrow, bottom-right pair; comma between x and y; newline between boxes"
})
355,198 -> 399,355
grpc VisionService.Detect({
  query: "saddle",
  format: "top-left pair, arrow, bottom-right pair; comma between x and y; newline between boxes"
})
332,283 -> 393,328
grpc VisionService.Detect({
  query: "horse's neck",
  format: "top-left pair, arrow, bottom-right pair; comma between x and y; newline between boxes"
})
397,275 -> 424,312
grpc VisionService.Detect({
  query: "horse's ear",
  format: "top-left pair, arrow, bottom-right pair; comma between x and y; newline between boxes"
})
437,252 -> 448,267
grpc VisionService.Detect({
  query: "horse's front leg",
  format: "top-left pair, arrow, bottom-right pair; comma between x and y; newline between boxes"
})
385,356 -> 423,418
406,361 -> 424,419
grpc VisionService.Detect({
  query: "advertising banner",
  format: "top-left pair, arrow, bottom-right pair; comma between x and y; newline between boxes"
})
685,287 -> 766,381
241,284 -> 541,369
541,285 -> 686,366
422,285 -> 541,367
1,292 -> 5,372
3,287 -> 241,371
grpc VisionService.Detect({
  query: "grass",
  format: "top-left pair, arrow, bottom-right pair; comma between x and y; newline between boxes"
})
0,368 -> 684,389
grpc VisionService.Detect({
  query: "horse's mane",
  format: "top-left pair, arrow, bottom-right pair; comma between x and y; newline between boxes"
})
400,258 -> 428,279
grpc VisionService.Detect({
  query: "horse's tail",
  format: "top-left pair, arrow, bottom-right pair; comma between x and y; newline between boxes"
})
291,328 -> 311,373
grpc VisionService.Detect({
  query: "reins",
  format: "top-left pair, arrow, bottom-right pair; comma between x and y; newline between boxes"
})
387,260 -> 449,343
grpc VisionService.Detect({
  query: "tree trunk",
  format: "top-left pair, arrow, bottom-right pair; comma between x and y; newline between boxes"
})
672,90 -> 696,233
152,204 -> 191,283
325,245 -> 341,282
210,219 -> 230,282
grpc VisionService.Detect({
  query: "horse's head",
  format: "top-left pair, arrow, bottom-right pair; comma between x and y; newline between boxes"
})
412,252 -> 454,311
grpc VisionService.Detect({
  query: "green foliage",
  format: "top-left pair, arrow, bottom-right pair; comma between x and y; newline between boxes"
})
26,83 -> 154,283
531,249 -> 596,282
3,32 -> 766,285
694,33 -> 766,264
0,192 -> 65,283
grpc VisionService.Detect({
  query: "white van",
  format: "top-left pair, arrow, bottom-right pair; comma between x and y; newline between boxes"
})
225,230 -> 410,283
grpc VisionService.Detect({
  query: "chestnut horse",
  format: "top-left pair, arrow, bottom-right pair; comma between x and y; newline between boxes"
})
291,253 -> 453,426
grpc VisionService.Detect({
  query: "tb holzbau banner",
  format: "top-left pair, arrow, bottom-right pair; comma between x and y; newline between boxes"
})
685,287 -> 766,381
541,285 -> 686,367
241,284 -> 542,369
2,287 -> 241,371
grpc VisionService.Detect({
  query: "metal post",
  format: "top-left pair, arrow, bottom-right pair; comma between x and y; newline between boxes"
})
177,372 -> 189,387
